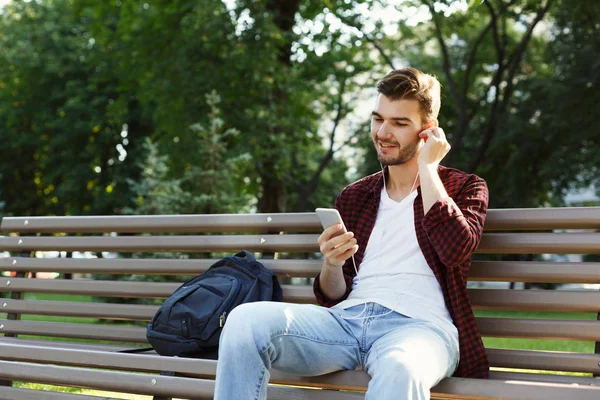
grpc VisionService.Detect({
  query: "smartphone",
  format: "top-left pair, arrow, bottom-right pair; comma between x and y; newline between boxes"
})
315,208 -> 347,234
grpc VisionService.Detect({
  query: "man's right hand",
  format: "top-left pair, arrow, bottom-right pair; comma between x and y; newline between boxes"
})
317,224 -> 359,268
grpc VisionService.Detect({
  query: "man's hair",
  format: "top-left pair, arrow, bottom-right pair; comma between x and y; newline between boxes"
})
376,67 -> 441,123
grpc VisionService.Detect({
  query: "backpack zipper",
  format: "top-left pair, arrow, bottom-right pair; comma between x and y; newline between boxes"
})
219,311 -> 227,328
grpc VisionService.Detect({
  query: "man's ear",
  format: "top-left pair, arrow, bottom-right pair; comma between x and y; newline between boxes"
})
425,119 -> 439,129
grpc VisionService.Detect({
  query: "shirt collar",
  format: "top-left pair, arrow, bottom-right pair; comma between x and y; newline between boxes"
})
369,165 -> 448,195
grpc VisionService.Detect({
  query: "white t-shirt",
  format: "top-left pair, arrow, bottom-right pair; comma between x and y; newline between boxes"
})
333,187 -> 459,343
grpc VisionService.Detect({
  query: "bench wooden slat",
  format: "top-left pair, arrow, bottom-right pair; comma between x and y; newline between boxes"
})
476,317 -> 600,341
432,376 -> 600,400
488,371 -> 600,386
0,360 -> 364,400
2,278 -> 599,311
468,288 -> 600,312
4,256 -> 600,284
487,348 -> 600,373
0,360 -> 214,400
0,256 -> 323,277
0,320 -> 147,343
0,278 -> 313,303
0,213 -> 322,234
3,208 -> 599,233
0,342 -> 208,378
0,277 -> 179,297
477,232 -> 600,254
4,300 -> 599,342
0,386 -> 122,400
2,299 -> 157,320
0,336 -> 140,352
0,234 -> 320,253
469,261 -> 600,283
1,232 -> 599,254
484,207 -> 600,230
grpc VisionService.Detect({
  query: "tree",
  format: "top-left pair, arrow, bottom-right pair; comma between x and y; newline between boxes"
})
0,0 -> 150,216
349,0 -> 599,207
125,91 -> 253,216
6,0 -> 594,216
509,0 -> 600,205
76,0 -> 377,213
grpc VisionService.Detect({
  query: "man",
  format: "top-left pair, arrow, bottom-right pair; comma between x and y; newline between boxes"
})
214,67 -> 489,400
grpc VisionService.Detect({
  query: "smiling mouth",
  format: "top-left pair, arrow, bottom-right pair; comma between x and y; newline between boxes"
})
378,141 -> 398,148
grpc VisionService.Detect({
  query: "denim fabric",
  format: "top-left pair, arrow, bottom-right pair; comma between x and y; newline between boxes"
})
214,301 -> 459,400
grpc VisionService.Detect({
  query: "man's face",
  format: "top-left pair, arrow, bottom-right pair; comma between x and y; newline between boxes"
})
371,94 -> 425,166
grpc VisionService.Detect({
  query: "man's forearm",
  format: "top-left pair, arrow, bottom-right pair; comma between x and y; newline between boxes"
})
318,261 -> 347,301
419,164 -> 448,215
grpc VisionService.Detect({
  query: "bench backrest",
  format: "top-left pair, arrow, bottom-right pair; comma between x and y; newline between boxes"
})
1,208 -> 600,377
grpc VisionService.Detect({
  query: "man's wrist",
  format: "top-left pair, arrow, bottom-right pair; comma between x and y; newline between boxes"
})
323,259 -> 344,269
418,162 -> 439,172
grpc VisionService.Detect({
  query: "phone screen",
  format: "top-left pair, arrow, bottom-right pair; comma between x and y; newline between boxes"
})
315,208 -> 347,234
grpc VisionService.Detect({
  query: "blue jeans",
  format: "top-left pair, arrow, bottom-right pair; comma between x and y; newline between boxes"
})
214,302 -> 459,400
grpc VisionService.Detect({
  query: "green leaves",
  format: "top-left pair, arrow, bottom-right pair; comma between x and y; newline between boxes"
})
0,0 -> 148,216
3,0 -> 593,217
126,91 -> 252,215
371,0 -> 600,207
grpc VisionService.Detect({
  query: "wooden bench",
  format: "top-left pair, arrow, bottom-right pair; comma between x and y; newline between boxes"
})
1,207 -> 600,399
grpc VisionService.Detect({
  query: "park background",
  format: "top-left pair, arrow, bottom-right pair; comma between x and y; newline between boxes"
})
0,0 -> 598,219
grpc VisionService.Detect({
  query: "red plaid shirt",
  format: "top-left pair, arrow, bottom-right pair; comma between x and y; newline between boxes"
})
313,165 -> 490,379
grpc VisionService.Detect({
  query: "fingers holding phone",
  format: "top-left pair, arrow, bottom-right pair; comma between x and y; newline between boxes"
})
316,209 -> 359,268
318,226 -> 357,268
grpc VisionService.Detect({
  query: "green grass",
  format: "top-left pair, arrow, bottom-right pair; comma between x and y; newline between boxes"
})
14,383 -> 186,399
22,292 -> 93,302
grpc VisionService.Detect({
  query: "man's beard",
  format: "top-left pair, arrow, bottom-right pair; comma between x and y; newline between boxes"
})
376,139 -> 421,166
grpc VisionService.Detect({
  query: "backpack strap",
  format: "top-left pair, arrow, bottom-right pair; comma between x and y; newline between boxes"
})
118,347 -> 154,354
271,275 -> 283,302
234,250 -> 256,262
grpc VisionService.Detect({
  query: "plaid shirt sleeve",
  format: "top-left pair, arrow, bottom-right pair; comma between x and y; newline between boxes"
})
313,189 -> 355,307
422,174 -> 489,270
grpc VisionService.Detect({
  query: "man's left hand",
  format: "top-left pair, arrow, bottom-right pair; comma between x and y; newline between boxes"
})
418,127 -> 451,167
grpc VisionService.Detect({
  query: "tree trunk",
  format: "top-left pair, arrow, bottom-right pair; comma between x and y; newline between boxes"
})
255,0 -> 301,213
258,162 -> 288,213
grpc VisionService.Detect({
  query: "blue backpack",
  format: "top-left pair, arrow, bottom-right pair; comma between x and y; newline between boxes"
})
146,250 -> 282,357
